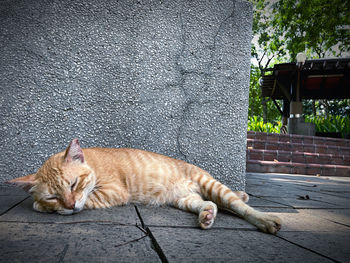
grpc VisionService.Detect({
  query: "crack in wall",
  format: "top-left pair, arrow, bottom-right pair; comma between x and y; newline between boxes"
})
174,8 -> 191,162
207,0 -> 236,76
174,0 -> 237,163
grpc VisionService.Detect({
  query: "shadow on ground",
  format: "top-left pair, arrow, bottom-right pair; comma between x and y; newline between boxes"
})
1,173 -> 349,262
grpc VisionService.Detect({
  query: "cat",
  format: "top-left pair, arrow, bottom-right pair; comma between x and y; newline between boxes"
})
8,139 -> 281,234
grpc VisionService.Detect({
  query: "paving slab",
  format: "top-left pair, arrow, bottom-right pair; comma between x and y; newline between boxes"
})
246,181 -> 314,199
295,185 -> 350,199
0,186 -> 29,216
0,222 -> 160,263
246,182 -> 289,197
279,231 -> 350,263
0,186 -> 29,196
0,196 -> 29,216
136,204 -> 255,230
247,173 -> 350,189
247,173 -> 350,209
289,190 -> 350,208
0,198 -> 140,226
290,182 -> 350,204
259,208 -> 350,232
148,227 -> 333,263
1,173 -> 350,262
298,208 -> 350,227
258,196 -> 343,209
246,196 -> 290,208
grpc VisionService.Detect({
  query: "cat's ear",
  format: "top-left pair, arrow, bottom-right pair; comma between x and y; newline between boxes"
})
64,139 -> 85,163
7,174 -> 36,192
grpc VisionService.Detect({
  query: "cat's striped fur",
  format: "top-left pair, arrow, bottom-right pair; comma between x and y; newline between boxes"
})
8,139 -> 281,234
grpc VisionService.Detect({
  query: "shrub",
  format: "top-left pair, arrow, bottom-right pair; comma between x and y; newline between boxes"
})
305,115 -> 350,138
247,116 -> 282,134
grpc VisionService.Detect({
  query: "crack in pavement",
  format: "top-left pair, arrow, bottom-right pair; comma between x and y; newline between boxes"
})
114,234 -> 148,249
134,205 -> 169,263
0,220 -> 138,226
57,244 -> 69,263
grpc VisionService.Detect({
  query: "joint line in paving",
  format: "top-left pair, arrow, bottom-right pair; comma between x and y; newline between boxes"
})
0,196 -> 30,217
247,193 -> 295,208
276,235 -> 341,263
327,220 -> 350,228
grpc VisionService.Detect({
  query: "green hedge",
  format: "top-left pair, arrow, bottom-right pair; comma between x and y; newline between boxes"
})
248,115 -> 350,138
305,115 -> 350,138
247,116 -> 282,134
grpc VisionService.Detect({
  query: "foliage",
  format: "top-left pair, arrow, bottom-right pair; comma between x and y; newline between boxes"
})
247,116 -> 282,134
248,66 -> 263,117
248,115 -> 350,138
251,0 -> 287,73
249,0 -> 350,124
305,115 -> 350,138
272,0 -> 350,59
251,0 -> 350,62
303,99 -> 350,117
249,65 -> 283,123
326,100 -> 350,116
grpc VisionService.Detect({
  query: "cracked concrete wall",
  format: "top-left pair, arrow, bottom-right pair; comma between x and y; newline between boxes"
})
0,0 -> 252,190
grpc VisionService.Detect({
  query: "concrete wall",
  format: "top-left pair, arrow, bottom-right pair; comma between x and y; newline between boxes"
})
0,0 -> 252,190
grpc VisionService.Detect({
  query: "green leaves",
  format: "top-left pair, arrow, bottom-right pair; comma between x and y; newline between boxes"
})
248,115 -> 350,138
252,0 -> 350,61
305,115 -> 350,138
249,0 -> 349,130
248,116 -> 282,134
249,0 -> 349,128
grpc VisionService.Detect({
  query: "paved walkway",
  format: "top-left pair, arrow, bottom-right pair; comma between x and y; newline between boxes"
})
1,173 -> 349,262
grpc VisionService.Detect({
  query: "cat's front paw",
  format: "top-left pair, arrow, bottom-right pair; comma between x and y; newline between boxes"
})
33,201 -> 52,213
199,202 -> 217,229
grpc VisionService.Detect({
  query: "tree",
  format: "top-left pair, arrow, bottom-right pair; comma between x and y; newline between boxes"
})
250,0 -> 287,123
249,0 -> 350,122
251,1 -> 285,72
249,65 -> 282,124
272,0 -> 350,59
252,0 -> 350,62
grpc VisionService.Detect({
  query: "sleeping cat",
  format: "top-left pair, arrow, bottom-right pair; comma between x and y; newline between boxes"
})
8,139 -> 281,234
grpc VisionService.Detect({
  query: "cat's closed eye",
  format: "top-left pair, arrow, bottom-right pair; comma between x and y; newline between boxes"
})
46,196 -> 58,201
71,178 -> 78,191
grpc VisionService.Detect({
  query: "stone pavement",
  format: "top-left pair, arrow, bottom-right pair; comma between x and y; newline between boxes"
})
1,172 -> 350,263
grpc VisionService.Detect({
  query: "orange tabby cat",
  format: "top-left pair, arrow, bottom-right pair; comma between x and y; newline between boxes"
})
8,139 -> 281,234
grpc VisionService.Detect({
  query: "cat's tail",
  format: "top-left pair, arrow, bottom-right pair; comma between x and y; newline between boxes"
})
191,171 -> 282,234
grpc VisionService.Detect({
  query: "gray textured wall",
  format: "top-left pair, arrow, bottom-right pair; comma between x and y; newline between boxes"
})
0,0 -> 252,190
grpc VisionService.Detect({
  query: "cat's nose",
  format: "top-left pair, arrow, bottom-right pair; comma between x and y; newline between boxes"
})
66,200 -> 75,210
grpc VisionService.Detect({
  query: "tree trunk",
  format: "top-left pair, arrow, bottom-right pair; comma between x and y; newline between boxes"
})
262,100 -> 267,123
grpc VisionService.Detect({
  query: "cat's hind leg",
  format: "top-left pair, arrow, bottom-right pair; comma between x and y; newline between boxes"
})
194,173 -> 281,234
233,191 -> 249,203
173,193 -> 217,229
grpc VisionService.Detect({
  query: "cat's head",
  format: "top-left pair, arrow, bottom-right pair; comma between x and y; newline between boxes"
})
8,139 -> 96,215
